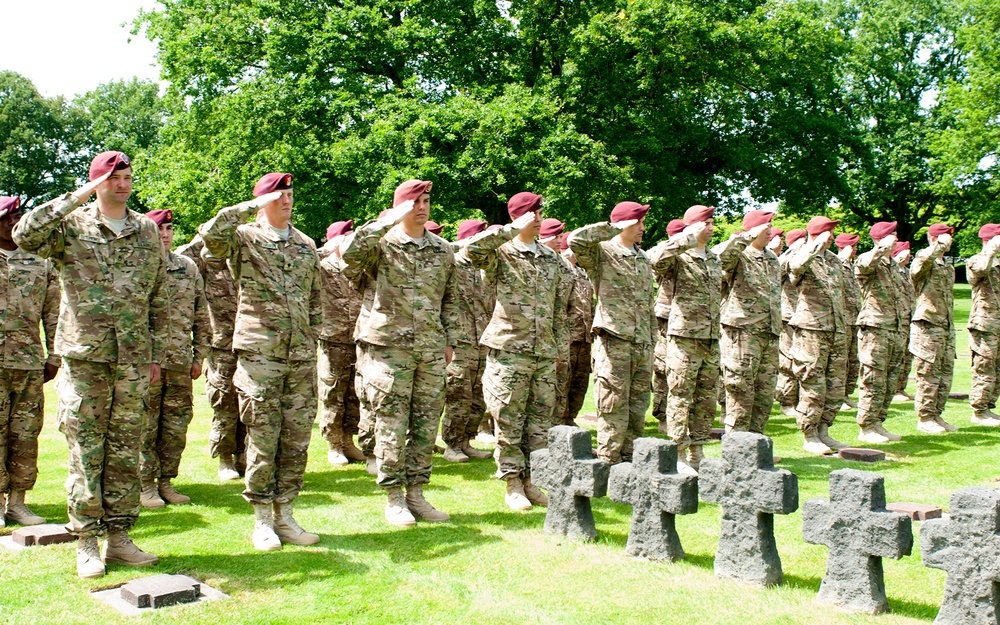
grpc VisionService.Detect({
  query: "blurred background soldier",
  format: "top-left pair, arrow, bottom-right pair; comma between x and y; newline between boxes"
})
892,241 -> 916,402
540,218 -> 575,428
776,229 -> 807,415
967,224 -> 1000,426
834,233 -> 862,410
559,231 -> 593,426
649,219 -> 686,432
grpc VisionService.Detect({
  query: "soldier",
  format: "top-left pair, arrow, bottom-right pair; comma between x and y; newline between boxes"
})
909,224 -> 957,433
560,231 -> 594,426
342,180 -> 460,526
776,229 -> 807,415
540,218 -> 576,428
201,172 -> 322,550
139,210 -> 210,509
649,205 -> 746,474
787,217 -> 849,454
968,224 -> 1000,425
854,221 -> 907,443
767,228 -> 784,255
834,233 -> 862,409
892,242 -> 915,402
650,219 -> 686,431
719,210 -> 781,435
441,218 -> 493,463
317,220 -> 365,466
0,197 -> 59,528
467,192 -> 567,510
425,221 -> 444,237
569,202 -> 656,463
13,152 -> 166,577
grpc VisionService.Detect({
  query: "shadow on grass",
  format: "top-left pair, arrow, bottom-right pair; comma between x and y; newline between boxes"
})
166,549 -> 369,593
886,596 -> 941,621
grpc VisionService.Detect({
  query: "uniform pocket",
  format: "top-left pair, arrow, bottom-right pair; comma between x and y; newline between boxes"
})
857,329 -> 886,370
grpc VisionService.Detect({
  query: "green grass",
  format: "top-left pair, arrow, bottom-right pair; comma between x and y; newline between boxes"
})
0,283 -> 993,624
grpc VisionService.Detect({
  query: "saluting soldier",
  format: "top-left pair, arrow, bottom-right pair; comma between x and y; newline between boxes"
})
776,229 -> 807,415
650,219 -> 686,431
834,233 -> 863,409
892,241 -> 916,402
967,224 -> 1000,426
559,231 -> 594,426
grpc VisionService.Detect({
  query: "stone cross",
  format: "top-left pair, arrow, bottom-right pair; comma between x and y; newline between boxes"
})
921,487 -> 1000,624
699,431 -> 798,586
608,437 -> 698,561
530,425 -> 610,541
803,469 -> 913,614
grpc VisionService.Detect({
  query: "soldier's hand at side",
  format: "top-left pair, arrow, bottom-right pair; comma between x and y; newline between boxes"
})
838,245 -> 853,262
191,361 -> 203,380
150,363 -> 161,384
252,191 -> 283,209
43,363 -> 59,383
72,173 -> 111,203
383,200 -> 414,225
445,345 -> 453,365
510,212 -> 537,232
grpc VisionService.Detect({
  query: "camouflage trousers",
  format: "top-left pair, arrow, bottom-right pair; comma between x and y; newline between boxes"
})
856,327 -> 906,428
206,348 -> 245,458
140,369 -> 193,483
665,336 -> 719,446
790,328 -> 847,430
910,321 -> 955,421
355,344 -> 375,456
897,320 -> 913,395
0,368 -> 44,493
58,358 -> 149,538
845,325 -> 860,399
776,321 -> 799,409
652,318 -> 669,422
484,349 -> 556,480
720,326 -> 778,434
442,342 -> 486,447
318,340 -> 360,449
234,352 -> 317,505
593,333 -> 651,463
969,329 -> 1000,412
362,343 -> 445,488
558,340 -> 592,426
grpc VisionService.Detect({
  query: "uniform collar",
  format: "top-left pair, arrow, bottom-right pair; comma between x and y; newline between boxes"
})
385,224 -> 433,248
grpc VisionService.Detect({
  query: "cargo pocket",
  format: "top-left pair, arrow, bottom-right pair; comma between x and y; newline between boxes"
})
482,360 -> 515,408
56,378 -> 83,435
908,324 -> 937,363
857,329 -> 886,370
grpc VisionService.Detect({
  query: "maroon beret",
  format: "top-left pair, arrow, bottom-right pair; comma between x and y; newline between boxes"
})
979,224 -> 1000,241
683,204 -> 715,225
253,172 -> 293,197
835,233 -> 860,249
457,219 -> 487,241
508,192 -> 543,219
807,216 -> 839,236
610,201 -> 650,224
742,210 -> 775,232
393,179 -> 432,207
869,221 -> 897,241
786,229 -> 807,246
560,232 -> 570,250
891,241 -> 910,257
539,218 -> 565,240
326,220 -> 353,240
425,221 -> 444,236
89,151 -> 131,181
146,209 -> 172,226
666,219 -> 686,237
0,196 -> 21,218
770,228 -> 784,240
928,223 -> 955,237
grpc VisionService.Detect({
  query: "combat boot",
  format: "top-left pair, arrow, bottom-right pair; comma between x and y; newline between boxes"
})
522,477 -> 548,506
218,454 -> 240,481
802,426 -> 834,455
971,411 -> 1000,426
934,416 -> 958,432
405,484 -> 450,522
365,456 -> 378,476
857,426 -> 890,444
5,490 -> 45,525
657,420 -> 669,435
103,530 -> 159,566
443,445 -> 469,463
687,445 -> 704,470
385,486 -> 417,527
779,404 -> 798,417
873,423 -> 902,441
140,482 -> 165,509
252,503 -> 282,551
504,477 -> 532,511
817,424 -> 848,451
917,418 -> 946,433
76,537 -> 104,579
842,397 -> 858,409
158,479 -> 191,505
327,447 -> 349,466
273,502 -> 320,545
342,437 -> 366,462
676,445 -> 698,476
461,441 -> 492,459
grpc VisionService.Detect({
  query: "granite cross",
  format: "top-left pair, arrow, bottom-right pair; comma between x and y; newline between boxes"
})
531,425 -> 610,541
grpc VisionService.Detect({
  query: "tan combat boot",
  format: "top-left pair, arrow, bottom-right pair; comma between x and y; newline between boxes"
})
802,426 -> 834,455
76,537 -> 105,578
442,445 -> 469,463
657,421 -> 670,435
5,490 -> 45,525
917,418 -> 947,434
365,456 -> 378,476
327,446 -> 349,466
158,478 -> 191,505
252,503 -> 282,551
858,426 -> 890,444
676,445 -> 698,476
273,502 -> 320,545
342,437 -> 366,462
873,423 -> 902,441
522,477 -> 548,506
934,416 -> 958,432
405,484 -> 450,522
817,424 -> 848,451
103,529 -> 159,566
971,411 -> 1000,426
460,441 -> 492,459
385,486 -> 416,527
687,445 -> 704,470
218,454 -> 240,481
504,476 -> 532,511
140,482 -> 165,509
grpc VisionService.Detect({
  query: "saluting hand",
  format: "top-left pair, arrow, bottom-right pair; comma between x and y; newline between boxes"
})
613,219 -> 639,230
252,191 -> 283,209
682,221 -> 707,240
71,173 -> 111,203
509,211 -> 537,232
382,200 -> 415,225
746,223 -> 770,240
837,244 -> 853,262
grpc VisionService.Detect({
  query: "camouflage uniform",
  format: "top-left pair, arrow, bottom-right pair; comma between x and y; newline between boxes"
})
896,262 -> 916,395
720,245 -> 781,433
467,229 -> 568,479
552,255 -> 578,428
352,273 -> 378,457
854,251 -> 907,429
569,223 -> 655,463
650,234 -> 745,446
0,248 -> 59,495
13,194 -> 168,537
342,220 -> 460,488
967,249 -> 1000,414
775,248 -> 801,410
140,252 -> 210,485
909,241 -> 955,422
841,258 -> 862,399
317,253 -> 362,451
560,261 -> 593,425
200,203 -> 321,505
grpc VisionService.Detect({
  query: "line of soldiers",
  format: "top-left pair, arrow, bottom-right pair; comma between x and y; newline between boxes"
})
4,151 -> 1000,578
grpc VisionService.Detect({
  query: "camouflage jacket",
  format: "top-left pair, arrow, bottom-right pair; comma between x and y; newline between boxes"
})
318,254 -> 362,345
649,233 -> 746,340
12,194 -> 168,364
566,262 -> 594,344
451,245 -> 492,345
342,219 -> 460,352
721,245 -> 781,336
159,251 -> 211,372
568,223 -> 656,345
840,258 -> 862,326
467,227 -> 569,359
178,236 -> 238,351
778,248 -> 800,323
967,250 -> 1000,333
0,247 -> 59,370
854,251 -> 906,331
910,241 -> 954,329
200,203 -> 321,362
788,246 -> 847,333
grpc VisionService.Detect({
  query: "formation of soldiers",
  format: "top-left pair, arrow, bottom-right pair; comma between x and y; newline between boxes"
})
1,151 -> 998,579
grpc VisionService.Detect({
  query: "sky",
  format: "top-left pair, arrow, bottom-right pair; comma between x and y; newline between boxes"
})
1,0 -> 161,99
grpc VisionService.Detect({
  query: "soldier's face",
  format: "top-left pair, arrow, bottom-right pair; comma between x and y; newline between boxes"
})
0,210 -> 21,243
96,167 -> 133,206
158,223 -> 174,252
403,193 -> 430,229
698,218 -> 715,244
262,189 -> 294,224
542,237 -> 562,252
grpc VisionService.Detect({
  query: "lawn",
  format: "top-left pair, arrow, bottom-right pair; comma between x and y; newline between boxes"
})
1,283 -> 994,624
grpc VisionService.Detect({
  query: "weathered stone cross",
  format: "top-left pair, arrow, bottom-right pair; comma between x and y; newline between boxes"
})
531,425 -> 610,541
